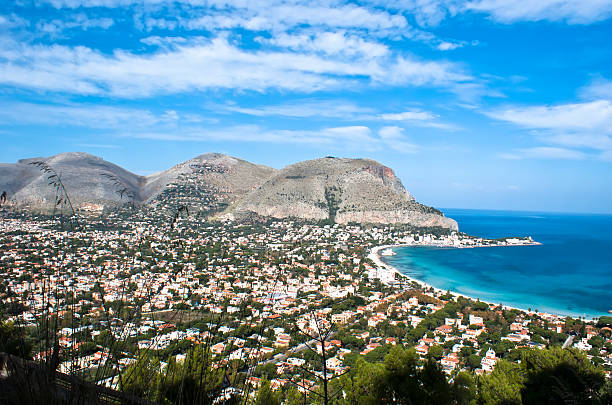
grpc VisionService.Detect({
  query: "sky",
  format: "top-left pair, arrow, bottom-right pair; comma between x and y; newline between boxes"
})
1,1 -> 611,214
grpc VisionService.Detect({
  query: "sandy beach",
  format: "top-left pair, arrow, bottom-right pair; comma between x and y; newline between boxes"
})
368,244 -> 574,320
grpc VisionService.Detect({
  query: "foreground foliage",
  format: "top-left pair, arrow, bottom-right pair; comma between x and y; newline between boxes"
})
251,346 -> 610,405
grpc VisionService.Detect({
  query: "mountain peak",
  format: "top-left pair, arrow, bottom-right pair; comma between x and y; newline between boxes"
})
223,156 -> 456,229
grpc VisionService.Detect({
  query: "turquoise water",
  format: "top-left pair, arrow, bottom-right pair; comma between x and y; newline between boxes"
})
382,209 -> 612,319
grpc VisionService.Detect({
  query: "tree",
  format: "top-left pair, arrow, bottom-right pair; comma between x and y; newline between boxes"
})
520,347 -> 606,404
0,320 -> 31,358
427,345 -> 443,360
254,379 -> 280,405
121,345 -> 224,404
289,311 -> 348,405
338,358 -> 388,405
336,345 -> 452,405
383,345 -> 422,403
596,316 -> 612,327
452,372 -> 477,405
120,352 -> 161,401
419,359 -> 452,404
478,360 -> 524,405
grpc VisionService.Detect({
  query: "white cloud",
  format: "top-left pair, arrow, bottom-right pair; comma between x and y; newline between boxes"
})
500,147 -> 586,160
120,124 -> 383,151
437,41 -> 463,51
366,0 -> 612,25
487,100 -> 612,133
223,100 -> 374,119
259,31 -> 389,59
379,109 -> 459,130
488,100 -> 612,159
39,0 -> 612,27
181,3 -> 408,34
0,36 -> 473,97
378,126 -> 418,153
222,101 -> 458,130
0,102 -> 202,129
580,78 -> 612,100
0,99 -> 405,151
465,0 -> 612,24
380,110 -> 436,121
0,13 -> 29,29
35,13 -> 114,36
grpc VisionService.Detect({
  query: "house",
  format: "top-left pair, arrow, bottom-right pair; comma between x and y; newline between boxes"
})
441,353 -> 460,373
415,344 -> 429,356
481,348 -> 498,372
435,324 -> 453,335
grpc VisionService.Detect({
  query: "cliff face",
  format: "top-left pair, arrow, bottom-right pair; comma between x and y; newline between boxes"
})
222,157 -> 458,230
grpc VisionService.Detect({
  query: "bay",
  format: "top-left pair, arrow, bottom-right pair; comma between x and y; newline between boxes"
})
381,209 -> 612,319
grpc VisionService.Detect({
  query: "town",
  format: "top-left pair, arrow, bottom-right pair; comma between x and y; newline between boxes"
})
0,208 -> 610,403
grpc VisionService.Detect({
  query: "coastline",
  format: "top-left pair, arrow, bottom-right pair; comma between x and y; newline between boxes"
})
368,244 -> 599,321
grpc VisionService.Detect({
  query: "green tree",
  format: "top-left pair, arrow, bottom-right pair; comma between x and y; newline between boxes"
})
427,345 -> 444,360
478,360 -> 524,405
120,351 -> 161,401
520,347 -> 605,404
383,345 -> 422,403
419,358 -> 452,404
451,372 -> 477,405
254,379 -> 281,405
121,345 -> 224,404
0,320 -> 31,358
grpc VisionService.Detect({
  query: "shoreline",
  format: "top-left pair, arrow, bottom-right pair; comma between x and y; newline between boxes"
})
368,244 -> 601,321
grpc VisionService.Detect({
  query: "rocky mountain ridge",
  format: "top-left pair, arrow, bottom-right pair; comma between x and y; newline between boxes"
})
0,152 -> 457,230
221,157 -> 457,230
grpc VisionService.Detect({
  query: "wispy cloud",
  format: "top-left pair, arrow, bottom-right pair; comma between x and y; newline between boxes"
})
500,147 -> 586,160
486,100 -> 612,133
0,100 -> 424,153
380,110 -> 436,121
0,13 -> 29,29
222,100 -> 374,119
125,124 -> 421,154
379,110 -> 459,130
34,0 -> 612,36
118,124 -> 389,151
76,143 -> 119,149
0,102 -> 186,128
378,126 -> 418,153
175,3 -> 409,34
256,31 -> 390,59
36,13 -> 114,37
370,0 -> 612,26
221,101 -> 459,129
0,35 -> 474,97
488,99 -> 612,159
465,0 -> 612,24
580,78 -> 612,100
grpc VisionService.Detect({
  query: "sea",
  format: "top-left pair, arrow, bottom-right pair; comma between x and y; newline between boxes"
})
381,209 -> 612,319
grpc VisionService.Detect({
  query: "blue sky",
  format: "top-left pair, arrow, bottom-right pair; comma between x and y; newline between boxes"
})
1,1 -> 611,213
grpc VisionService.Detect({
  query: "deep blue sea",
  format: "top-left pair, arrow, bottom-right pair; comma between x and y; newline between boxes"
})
382,209 -> 612,319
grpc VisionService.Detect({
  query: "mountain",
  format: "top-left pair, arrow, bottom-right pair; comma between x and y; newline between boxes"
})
0,152 -> 276,215
221,157 -> 458,230
145,153 -> 277,215
0,153 -> 456,229
0,152 -> 143,211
